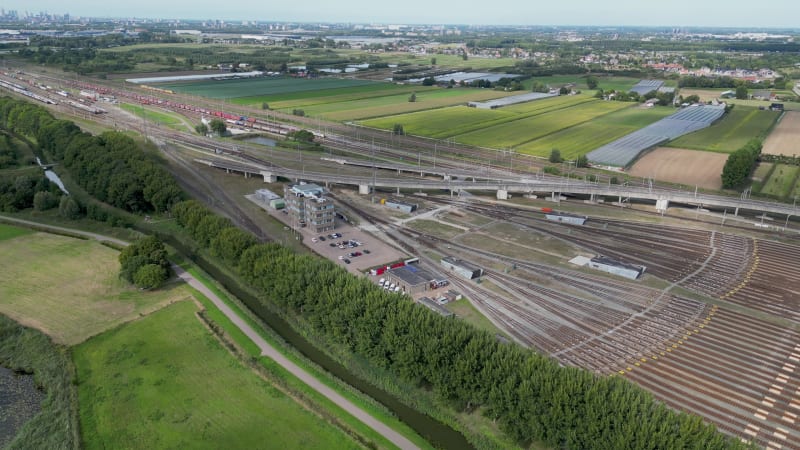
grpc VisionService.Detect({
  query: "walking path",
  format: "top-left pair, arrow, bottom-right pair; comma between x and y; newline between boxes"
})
0,215 -> 419,450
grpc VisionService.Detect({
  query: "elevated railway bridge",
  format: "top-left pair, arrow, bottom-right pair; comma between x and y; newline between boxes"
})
195,158 -> 800,219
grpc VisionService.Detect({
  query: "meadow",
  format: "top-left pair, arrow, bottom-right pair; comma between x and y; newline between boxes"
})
119,103 -> 186,129
74,301 -> 360,450
0,231 -> 189,345
668,106 -> 780,153
0,223 -> 32,241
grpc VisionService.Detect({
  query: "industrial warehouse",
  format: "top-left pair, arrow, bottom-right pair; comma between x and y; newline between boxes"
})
384,264 -> 437,295
441,257 -> 483,280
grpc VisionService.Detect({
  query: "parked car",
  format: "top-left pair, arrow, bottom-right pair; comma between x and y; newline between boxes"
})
311,237 -> 318,243
343,258 -> 351,264
352,251 -> 362,257
329,243 -> 336,247
363,249 -> 371,254
318,236 -> 326,241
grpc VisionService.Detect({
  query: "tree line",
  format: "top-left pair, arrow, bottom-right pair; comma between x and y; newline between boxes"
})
0,95 -> 749,449
169,197 -> 749,450
0,97 -> 184,214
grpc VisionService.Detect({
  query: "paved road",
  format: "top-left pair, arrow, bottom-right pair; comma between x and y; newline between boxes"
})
0,215 -> 418,449
0,215 -> 130,247
174,266 -> 418,450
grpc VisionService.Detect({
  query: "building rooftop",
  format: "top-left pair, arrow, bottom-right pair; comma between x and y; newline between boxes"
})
441,256 -> 482,272
591,256 -> 645,273
289,183 -> 324,197
390,265 -> 436,286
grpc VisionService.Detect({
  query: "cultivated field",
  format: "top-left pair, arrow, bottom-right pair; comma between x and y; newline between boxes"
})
668,106 -> 780,153
296,87 -> 513,121
157,77 -> 377,99
74,301 -> 359,450
762,111 -> 800,156
455,99 -> 630,150
516,105 -> 675,159
360,94 -> 593,138
0,232 -> 187,345
628,147 -> 728,190
759,164 -> 800,198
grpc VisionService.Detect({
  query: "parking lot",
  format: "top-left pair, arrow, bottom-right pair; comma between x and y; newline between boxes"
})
255,198 -> 408,276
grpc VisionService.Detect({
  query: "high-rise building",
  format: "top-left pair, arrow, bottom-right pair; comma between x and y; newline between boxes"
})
283,183 -> 335,233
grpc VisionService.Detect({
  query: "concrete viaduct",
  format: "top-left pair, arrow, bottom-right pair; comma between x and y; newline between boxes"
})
195,158 -> 799,218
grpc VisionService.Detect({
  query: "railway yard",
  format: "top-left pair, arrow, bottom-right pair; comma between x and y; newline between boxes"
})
2,65 -> 800,449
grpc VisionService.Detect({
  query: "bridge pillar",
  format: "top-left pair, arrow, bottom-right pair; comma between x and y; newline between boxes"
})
226,168 -> 230,174
443,175 -> 451,181
734,207 -> 739,217
260,171 -> 277,183
497,190 -> 509,200
358,184 -> 371,195
397,187 -> 400,195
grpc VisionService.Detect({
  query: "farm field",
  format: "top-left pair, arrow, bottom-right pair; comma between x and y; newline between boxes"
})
628,147 -> 728,190
762,111 -> 800,156
156,76 -> 377,99
360,94 -> 594,138
295,87 -> 513,121
73,301 -> 359,450
759,164 -> 800,198
239,82 -> 426,108
455,99 -> 630,150
522,75 -> 641,92
516,105 -> 675,159
0,232 -> 188,345
668,106 -> 780,153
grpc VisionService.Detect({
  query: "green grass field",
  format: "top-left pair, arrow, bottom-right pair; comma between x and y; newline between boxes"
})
119,103 -> 184,128
516,105 -> 676,159
360,94 -> 594,138
0,232 -> 189,345
157,76 -> 377,99
294,87 -> 512,121
455,99 -> 630,149
0,223 -> 32,241
668,107 -> 780,153
73,301 -> 359,450
760,164 -> 800,197
235,82 -> 425,108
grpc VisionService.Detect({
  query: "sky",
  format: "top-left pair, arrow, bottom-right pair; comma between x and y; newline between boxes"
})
6,0 -> 800,29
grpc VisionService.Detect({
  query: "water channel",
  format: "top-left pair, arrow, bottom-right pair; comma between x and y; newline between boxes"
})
157,234 -> 475,450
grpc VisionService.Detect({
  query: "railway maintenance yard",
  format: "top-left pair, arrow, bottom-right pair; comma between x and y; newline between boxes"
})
251,174 -> 800,449
4,63 -> 800,449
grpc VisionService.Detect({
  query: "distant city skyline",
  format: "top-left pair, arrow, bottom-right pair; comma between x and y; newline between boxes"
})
4,0 -> 800,29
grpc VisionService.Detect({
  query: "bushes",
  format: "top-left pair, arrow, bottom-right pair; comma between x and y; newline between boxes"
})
118,235 -> 171,289
721,139 -> 762,189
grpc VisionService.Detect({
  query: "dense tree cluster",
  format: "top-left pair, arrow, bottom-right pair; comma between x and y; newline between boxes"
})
722,139 -> 762,189
0,134 -> 20,169
118,235 -> 171,289
0,98 -> 184,213
0,174 -> 56,212
169,198 -> 746,450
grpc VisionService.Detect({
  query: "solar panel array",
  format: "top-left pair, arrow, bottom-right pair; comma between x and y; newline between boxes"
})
629,79 -> 664,96
586,105 -> 726,167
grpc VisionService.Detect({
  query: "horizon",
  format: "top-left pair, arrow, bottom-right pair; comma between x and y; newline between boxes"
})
5,0 -> 800,29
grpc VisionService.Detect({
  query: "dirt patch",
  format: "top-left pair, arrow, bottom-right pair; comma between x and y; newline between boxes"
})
763,111 -> 800,156
628,147 -> 727,190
